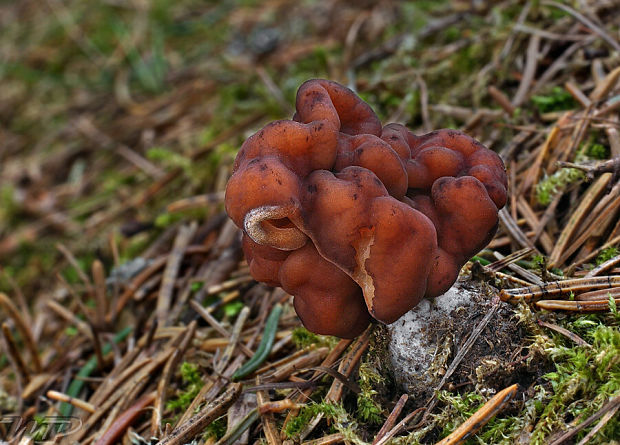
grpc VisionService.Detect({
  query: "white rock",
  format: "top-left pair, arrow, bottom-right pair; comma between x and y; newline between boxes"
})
386,283 -> 477,389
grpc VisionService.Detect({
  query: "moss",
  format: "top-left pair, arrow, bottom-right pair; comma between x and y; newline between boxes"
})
596,247 -> 619,265
222,301 -> 244,318
291,327 -> 338,350
284,401 -> 366,444
391,388 -> 536,445
165,362 -> 205,413
530,317 -> 620,444
284,401 -> 341,438
536,167 -> 585,206
437,391 -> 485,437
586,143 -> 609,160
147,146 -> 192,170
203,416 -> 227,440
531,87 -> 577,113
155,207 -> 208,229
356,361 -> 385,425
0,185 -> 18,226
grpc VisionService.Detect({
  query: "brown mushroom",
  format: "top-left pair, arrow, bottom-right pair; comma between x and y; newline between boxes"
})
279,243 -> 371,338
225,79 -> 507,338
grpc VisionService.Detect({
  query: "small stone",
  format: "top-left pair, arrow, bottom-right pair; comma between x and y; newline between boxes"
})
387,281 -> 477,393
382,278 -> 549,400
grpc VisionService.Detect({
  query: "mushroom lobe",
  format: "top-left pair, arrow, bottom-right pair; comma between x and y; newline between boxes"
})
225,79 -> 507,338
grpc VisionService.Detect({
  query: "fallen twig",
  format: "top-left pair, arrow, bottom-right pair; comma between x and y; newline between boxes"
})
435,384 -> 518,445
158,383 -> 243,445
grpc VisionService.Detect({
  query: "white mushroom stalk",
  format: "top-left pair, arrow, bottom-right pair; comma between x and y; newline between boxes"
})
243,205 -> 308,251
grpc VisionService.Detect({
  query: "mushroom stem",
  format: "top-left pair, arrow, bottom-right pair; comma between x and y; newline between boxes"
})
244,205 -> 308,251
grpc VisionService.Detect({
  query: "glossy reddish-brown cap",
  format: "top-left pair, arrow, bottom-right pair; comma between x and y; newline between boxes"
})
225,79 -> 507,337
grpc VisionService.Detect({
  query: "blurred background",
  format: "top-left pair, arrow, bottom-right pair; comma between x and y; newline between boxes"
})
1,0 -> 617,290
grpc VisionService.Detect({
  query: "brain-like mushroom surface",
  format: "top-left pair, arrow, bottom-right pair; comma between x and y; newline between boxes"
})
225,79 -> 507,338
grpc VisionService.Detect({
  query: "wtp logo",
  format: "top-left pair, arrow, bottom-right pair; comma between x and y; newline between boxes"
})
0,416 -> 82,442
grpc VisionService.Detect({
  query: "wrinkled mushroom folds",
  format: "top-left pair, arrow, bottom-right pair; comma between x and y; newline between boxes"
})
225,79 -> 507,338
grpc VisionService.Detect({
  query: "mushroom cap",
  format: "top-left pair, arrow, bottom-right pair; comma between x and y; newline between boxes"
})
279,243 -> 370,338
241,234 -> 289,287
225,79 -> 507,337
